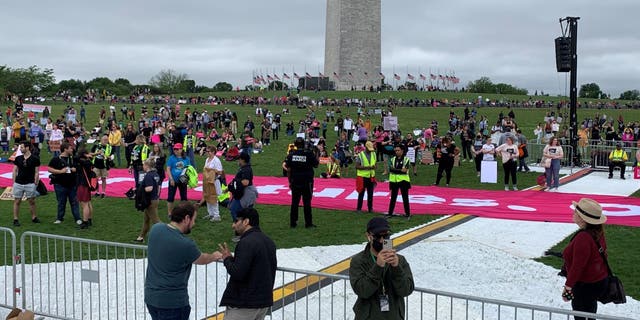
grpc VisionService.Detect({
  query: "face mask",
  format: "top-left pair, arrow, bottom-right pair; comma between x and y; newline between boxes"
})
371,238 -> 383,252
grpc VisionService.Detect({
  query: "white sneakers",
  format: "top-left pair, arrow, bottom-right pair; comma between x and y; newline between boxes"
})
54,220 -> 62,224
76,220 -> 83,225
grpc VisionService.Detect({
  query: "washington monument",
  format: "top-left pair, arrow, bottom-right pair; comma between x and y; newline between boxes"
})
324,0 -> 381,90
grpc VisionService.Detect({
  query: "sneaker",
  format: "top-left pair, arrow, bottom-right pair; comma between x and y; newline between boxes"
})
621,176 -> 626,180
79,222 -> 89,229
101,194 -> 105,199
404,214 -> 411,219
32,217 -> 41,223
133,237 -> 144,243
76,220 -> 83,225
13,220 -> 20,227
54,220 -> 62,224
212,216 -> 221,222
513,186 -> 518,191
504,186 -> 509,191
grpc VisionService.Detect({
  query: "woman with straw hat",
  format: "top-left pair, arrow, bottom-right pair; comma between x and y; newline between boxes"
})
561,198 -> 609,319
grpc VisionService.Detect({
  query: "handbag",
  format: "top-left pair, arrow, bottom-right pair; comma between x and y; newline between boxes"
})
82,168 -> 98,192
541,157 -> 551,168
591,236 -> 626,304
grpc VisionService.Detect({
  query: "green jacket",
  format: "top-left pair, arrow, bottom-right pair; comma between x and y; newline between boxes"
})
349,244 -> 414,320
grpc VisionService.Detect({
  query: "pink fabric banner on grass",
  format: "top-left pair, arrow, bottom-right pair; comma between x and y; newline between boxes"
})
1,163 -> 639,227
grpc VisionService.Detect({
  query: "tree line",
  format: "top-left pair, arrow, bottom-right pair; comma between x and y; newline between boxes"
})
0,66 -> 234,98
3,64 -> 640,100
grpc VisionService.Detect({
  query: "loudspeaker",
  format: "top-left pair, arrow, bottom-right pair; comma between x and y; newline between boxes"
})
555,37 -> 572,72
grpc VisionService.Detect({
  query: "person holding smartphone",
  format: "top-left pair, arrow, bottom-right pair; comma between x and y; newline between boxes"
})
496,136 -> 519,191
349,217 -> 414,320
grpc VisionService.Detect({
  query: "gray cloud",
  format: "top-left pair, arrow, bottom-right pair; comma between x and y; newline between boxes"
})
2,0 -> 639,96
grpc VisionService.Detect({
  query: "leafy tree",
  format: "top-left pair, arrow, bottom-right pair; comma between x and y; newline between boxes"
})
619,90 -> 640,101
114,78 -> 132,87
579,83 -> 602,99
149,69 -> 188,93
467,77 -> 495,93
495,83 -> 528,95
193,85 -> 211,93
57,79 -> 85,96
0,65 -> 55,97
178,79 -> 196,93
212,82 -> 233,92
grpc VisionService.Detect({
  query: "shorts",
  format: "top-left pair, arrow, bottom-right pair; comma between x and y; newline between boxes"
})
13,183 -> 37,199
77,185 -> 91,202
93,167 -> 109,178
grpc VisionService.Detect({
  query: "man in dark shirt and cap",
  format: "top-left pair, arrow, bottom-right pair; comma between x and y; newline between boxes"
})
349,217 -> 414,320
284,137 -> 319,228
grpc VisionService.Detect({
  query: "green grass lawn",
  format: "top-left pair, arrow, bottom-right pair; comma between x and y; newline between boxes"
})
2,90 -> 639,299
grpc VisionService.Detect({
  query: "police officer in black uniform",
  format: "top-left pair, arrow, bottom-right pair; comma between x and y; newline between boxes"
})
284,137 -> 319,228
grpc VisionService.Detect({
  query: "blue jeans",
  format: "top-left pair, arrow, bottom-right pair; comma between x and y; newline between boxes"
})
112,145 -> 121,167
146,304 -> 190,320
186,147 -> 196,168
54,185 -> 81,221
229,199 -> 241,221
546,159 -> 561,188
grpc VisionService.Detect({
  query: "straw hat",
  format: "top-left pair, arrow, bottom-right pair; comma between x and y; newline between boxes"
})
365,141 -> 375,152
572,198 -> 607,225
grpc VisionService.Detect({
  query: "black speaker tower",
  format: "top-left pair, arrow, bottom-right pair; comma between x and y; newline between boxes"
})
557,17 -> 579,165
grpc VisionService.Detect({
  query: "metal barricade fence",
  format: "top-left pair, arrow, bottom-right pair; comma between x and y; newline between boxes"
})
583,141 -> 638,171
0,227 -> 17,310
17,232 -> 634,320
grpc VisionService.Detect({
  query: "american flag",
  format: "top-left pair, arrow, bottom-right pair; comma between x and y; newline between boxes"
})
430,74 -> 436,80
379,72 -> 385,79
319,72 -> 325,77
293,73 -> 300,79
348,72 -> 354,79
253,76 -> 261,84
438,74 -> 444,80
267,75 -> 274,81
333,72 -> 340,79
364,72 -> 369,76
305,72 -> 312,79
393,73 -> 401,80
259,76 -> 266,84
273,74 -> 281,81
419,74 -> 427,80
283,73 -> 291,80
407,74 -> 415,80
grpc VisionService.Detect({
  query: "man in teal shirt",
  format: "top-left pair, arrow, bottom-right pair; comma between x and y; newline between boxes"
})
145,203 -> 218,320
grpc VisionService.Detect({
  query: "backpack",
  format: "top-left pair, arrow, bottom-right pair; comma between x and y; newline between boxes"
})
183,165 -> 198,188
134,187 -> 150,211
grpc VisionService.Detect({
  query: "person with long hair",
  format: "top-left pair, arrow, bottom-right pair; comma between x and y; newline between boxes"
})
108,124 -> 123,168
149,143 -> 166,198
123,123 -> 137,167
543,137 -> 564,191
433,136 -> 455,186
561,198 -> 609,320
199,145 -> 223,222
496,136 -> 519,191
76,149 -> 94,229
166,143 -> 191,216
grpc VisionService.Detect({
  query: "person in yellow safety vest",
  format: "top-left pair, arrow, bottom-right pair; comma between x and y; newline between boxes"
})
387,145 -> 411,219
608,142 -> 628,179
355,141 -> 377,213
321,152 -> 341,179
130,134 -> 150,188
91,135 -> 112,198
183,128 -> 197,167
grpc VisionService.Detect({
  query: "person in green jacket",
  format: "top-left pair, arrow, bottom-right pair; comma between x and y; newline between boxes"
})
349,217 -> 414,320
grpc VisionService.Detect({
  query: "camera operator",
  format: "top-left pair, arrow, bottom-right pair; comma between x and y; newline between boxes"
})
284,137 -> 319,228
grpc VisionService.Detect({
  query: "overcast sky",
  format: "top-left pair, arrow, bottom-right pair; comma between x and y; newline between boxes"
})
2,0 -> 639,97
